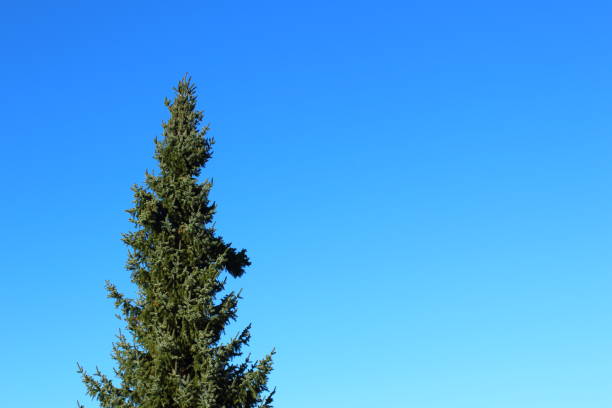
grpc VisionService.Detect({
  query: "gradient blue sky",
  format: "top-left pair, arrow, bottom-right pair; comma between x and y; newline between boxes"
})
1,1 -> 611,407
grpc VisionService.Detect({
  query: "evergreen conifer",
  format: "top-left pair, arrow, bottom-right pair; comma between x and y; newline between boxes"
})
78,77 -> 275,408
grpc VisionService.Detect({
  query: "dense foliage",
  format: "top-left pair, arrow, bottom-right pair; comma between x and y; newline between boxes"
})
78,77 -> 275,408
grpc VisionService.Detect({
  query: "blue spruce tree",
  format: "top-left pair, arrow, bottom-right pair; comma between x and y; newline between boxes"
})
78,77 -> 275,408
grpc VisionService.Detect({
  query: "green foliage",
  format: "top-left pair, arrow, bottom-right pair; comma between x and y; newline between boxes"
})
78,77 -> 275,408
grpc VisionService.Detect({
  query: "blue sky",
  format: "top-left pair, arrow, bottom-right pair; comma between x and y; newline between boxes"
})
1,1 -> 611,407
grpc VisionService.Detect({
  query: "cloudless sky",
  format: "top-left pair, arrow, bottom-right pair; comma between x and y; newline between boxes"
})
1,1 -> 612,407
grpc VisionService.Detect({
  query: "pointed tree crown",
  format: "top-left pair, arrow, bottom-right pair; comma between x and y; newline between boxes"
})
78,77 -> 274,408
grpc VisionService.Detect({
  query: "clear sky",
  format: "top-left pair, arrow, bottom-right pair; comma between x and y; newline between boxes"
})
1,1 -> 611,407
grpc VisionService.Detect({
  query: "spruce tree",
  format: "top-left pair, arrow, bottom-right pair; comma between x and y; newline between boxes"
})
78,77 -> 275,408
